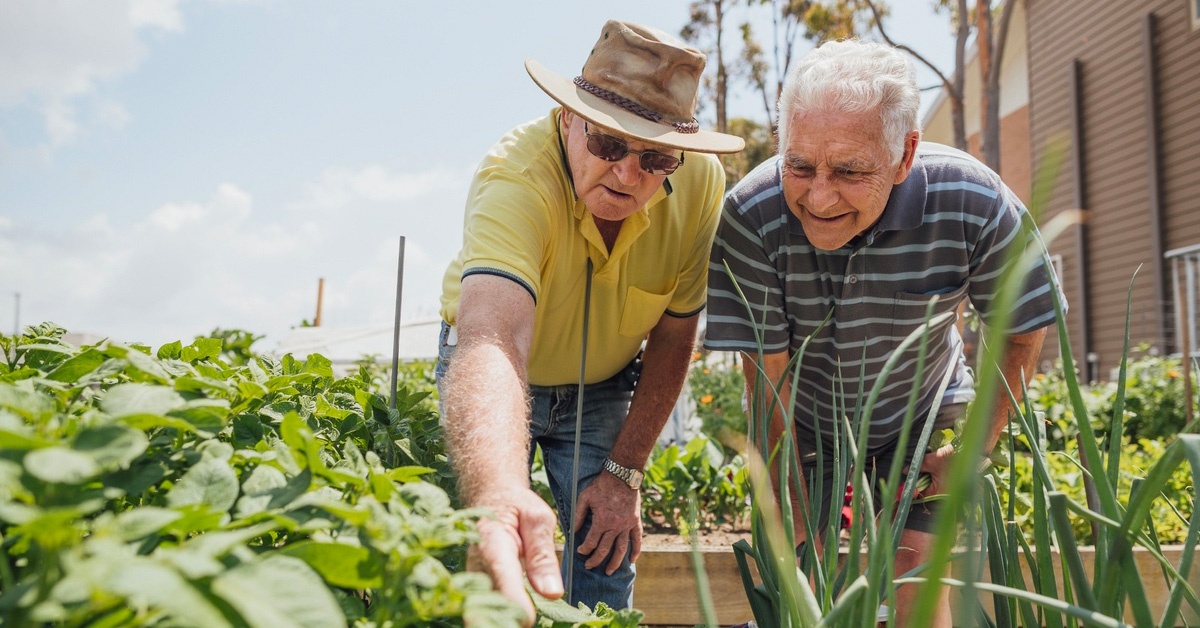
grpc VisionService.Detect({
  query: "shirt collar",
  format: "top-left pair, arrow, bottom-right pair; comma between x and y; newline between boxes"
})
875,155 -> 928,232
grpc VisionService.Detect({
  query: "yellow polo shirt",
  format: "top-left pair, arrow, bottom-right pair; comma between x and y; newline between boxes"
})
439,108 -> 725,386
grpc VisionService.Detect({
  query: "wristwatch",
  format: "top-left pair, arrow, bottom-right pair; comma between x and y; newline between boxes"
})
602,457 -> 644,490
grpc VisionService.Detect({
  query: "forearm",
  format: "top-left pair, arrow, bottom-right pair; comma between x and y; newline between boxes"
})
443,340 -> 532,504
985,326 -> 1048,453
606,315 -> 699,469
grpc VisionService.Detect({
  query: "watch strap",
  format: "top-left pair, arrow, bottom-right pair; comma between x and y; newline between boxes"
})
602,457 -> 643,489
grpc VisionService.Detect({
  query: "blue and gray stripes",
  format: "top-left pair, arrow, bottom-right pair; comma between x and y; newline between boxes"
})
705,143 -> 1063,452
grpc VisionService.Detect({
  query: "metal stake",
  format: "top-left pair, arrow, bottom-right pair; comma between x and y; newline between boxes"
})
565,257 -> 593,604
390,237 -> 406,411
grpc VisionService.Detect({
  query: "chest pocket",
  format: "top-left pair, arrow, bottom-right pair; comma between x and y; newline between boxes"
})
619,285 -> 676,338
890,282 -> 968,341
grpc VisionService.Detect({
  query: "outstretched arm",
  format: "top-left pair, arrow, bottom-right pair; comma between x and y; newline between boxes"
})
442,274 -> 561,625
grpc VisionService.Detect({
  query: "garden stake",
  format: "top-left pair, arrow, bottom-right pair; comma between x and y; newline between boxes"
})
566,257 -> 593,604
389,236 -> 406,411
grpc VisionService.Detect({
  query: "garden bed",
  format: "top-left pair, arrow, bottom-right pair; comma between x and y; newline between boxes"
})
629,541 -> 1200,627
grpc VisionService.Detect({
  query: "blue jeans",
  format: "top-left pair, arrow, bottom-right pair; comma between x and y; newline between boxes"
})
435,322 -> 636,610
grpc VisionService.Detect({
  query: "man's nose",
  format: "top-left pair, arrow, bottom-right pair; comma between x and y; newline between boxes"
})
612,154 -> 643,185
806,173 -> 839,213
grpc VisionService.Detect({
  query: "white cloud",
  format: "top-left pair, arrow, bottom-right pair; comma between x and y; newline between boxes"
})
0,0 -> 182,151
291,165 -> 466,212
129,0 -> 183,31
2,165 -> 469,352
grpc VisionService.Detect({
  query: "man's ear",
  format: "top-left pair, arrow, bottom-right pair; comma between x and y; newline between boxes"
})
892,130 -> 921,185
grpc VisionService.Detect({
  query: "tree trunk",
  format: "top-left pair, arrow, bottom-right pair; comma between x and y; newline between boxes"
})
984,0 -> 1019,173
952,0 -> 969,152
977,0 -> 1001,170
715,0 -> 727,133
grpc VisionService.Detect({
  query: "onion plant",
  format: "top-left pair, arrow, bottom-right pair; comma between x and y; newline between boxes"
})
697,147 -> 1200,627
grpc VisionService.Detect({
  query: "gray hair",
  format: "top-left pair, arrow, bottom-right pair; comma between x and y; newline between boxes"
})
776,39 -> 921,164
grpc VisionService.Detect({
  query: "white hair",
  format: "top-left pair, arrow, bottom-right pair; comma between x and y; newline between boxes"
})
776,39 -> 921,164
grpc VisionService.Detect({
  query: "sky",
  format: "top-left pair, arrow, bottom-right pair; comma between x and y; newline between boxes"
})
0,0 -> 958,353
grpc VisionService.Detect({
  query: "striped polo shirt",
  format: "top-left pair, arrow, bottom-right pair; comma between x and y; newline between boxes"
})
705,142 -> 1061,453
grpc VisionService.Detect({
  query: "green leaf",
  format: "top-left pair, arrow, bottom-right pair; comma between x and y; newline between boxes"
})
276,540 -> 383,589
44,348 -> 107,383
73,424 -> 149,471
25,446 -> 101,484
236,465 -> 313,518
111,507 -> 183,541
119,413 -> 201,434
175,376 -> 233,395
237,380 -> 268,400
105,558 -> 233,628
231,414 -> 266,447
166,457 -> 239,512
102,383 -> 185,418
0,412 -> 51,449
182,338 -> 223,363
387,466 -> 435,483
210,555 -> 347,628
0,384 -> 56,422
157,340 -> 183,360
169,401 -> 230,433
107,344 -> 173,383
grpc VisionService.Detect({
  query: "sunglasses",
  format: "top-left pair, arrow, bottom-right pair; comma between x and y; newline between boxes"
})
583,122 -> 685,175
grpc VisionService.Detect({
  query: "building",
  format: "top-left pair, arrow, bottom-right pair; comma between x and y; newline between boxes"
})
924,0 -> 1200,380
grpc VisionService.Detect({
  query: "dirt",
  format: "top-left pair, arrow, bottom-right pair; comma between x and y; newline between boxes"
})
640,523 -> 753,550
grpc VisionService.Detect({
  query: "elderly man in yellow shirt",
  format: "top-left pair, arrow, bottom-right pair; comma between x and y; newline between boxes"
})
435,19 -> 743,625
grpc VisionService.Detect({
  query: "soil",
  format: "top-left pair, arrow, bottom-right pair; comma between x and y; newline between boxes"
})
640,522 -> 753,550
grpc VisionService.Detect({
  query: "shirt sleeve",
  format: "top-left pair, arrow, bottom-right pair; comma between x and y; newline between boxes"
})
458,164 -> 553,303
704,193 -> 791,353
966,185 -> 1064,334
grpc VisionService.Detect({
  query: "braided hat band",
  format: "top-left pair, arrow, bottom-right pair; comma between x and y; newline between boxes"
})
572,77 -> 700,135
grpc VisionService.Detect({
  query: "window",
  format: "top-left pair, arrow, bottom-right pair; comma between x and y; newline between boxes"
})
1193,0 -> 1200,30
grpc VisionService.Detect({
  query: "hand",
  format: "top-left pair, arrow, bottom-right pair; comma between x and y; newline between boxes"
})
469,488 -> 564,627
914,443 -> 957,498
573,471 -> 643,574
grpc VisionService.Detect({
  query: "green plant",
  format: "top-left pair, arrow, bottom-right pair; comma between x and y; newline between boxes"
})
688,352 -> 748,459
641,435 -> 749,534
1025,346 -> 1195,450
0,323 -> 643,627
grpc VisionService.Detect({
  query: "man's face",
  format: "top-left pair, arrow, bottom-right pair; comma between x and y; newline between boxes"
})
780,108 -> 918,250
561,110 -> 674,222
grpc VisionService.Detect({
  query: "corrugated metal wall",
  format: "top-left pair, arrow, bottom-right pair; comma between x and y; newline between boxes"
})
1028,0 -> 1200,378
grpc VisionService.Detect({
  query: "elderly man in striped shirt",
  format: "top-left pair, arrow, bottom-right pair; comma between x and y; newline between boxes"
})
705,39 -> 1061,627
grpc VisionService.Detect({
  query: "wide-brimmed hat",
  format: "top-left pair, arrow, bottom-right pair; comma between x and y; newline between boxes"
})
526,20 -> 745,154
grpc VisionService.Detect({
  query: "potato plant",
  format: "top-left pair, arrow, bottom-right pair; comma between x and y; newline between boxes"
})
0,324 -> 636,627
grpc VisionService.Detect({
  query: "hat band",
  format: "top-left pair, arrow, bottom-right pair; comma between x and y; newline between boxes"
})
573,76 -> 699,134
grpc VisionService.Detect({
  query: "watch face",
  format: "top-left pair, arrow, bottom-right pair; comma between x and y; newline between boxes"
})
629,469 -> 644,489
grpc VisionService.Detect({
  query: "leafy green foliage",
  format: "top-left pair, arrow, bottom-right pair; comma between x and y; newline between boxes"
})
1026,346 -> 1193,448
0,324 -> 527,627
687,351 -> 748,459
642,435 -> 748,535
991,435 -> 1194,545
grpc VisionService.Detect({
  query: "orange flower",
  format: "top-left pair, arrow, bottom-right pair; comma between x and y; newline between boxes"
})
700,394 -> 714,404
691,351 -> 703,361
1168,370 -> 1180,378
702,368 -> 710,374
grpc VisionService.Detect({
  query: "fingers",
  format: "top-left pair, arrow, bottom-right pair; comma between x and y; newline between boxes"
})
517,501 -> 564,599
629,522 -> 642,564
605,533 -> 629,575
474,518 -> 537,625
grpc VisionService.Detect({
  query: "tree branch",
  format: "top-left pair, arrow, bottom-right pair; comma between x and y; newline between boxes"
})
861,0 -> 959,102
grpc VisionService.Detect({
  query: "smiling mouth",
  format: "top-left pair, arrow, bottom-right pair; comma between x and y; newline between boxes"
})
807,212 -> 847,223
